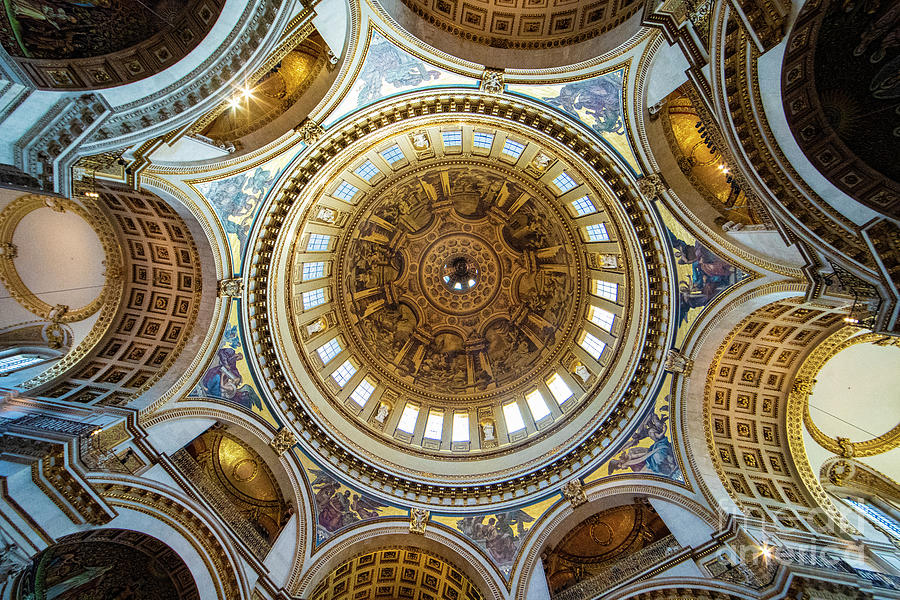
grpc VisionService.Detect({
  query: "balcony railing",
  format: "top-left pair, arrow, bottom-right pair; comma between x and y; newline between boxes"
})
171,449 -> 272,560
552,534 -> 682,600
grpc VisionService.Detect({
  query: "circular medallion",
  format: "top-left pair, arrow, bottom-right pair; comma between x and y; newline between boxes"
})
422,233 -> 500,313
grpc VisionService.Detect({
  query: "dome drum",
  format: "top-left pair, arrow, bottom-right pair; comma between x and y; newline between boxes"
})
244,92 -> 670,506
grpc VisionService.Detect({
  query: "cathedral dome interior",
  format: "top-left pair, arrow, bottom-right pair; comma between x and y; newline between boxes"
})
0,0 -> 898,598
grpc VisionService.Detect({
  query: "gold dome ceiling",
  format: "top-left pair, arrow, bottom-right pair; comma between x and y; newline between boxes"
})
281,123 -> 633,456
247,92 -> 668,501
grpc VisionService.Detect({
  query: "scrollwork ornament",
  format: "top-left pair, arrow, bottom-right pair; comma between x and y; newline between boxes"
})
480,69 -> 504,94
410,507 -> 429,534
792,377 -> 816,396
561,479 -> 587,508
269,428 -> 297,455
296,119 -> 324,144
826,459 -> 853,486
0,242 -> 16,258
664,348 -> 693,376
637,173 -> 667,200
218,277 -> 243,298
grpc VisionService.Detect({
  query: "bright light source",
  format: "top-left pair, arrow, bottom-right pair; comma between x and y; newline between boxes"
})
240,87 -> 253,99
227,97 -> 239,110
757,544 -> 775,561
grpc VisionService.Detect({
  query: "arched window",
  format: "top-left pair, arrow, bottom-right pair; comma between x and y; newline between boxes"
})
0,348 -> 59,377
844,497 -> 900,540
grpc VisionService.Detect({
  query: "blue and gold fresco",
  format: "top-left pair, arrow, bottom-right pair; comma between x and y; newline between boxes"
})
432,495 -> 558,578
587,375 -> 683,483
325,29 -> 475,126
188,300 -> 277,426
656,201 -> 748,342
193,150 -> 299,274
507,69 -> 641,174
292,448 -> 407,547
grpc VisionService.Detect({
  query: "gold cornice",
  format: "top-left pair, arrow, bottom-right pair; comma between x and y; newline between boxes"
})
244,91 -> 670,502
796,329 -> 900,458
0,195 -> 123,323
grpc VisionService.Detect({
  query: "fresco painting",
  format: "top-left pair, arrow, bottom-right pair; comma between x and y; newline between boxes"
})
587,374 -> 683,484
189,300 -> 277,426
324,29 -> 475,126
293,449 -> 406,546
19,531 -> 197,600
433,495 -> 557,578
0,0 -> 177,59
507,70 -> 641,174
656,201 -> 747,342
194,150 -> 298,273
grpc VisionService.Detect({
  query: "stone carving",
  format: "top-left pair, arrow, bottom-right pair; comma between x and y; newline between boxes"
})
791,377 -> 816,396
637,173 -> 666,200
307,317 -> 327,336
480,69 -> 504,94
316,207 -> 336,223
588,253 -> 619,270
573,361 -> 591,384
836,437 -> 855,459
561,479 -> 587,508
530,152 -> 553,172
372,401 -> 392,430
48,304 -> 69,321
410,131 -> 431,151
218,278 -> 243,298
410,507 -> 429,534
43,322 -> 65,349
0,242 -> 17,258
269,428 -> 297,455
296,119 -> 324,144
481,421 -> 495,442
664,348 -> 693,376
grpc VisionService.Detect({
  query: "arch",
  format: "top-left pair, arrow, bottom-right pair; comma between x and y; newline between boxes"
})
700,296 -> 852,533
88,473 -> 251,600
293,522 -> 507,599
177,427 -> 291,549
0,0 -> 226,91
307,545 -> 487,600
20,182 -> 207,411
675,280 -> 807,522
141,402 -> 311,589
513,480 -> 718,598
18,528 -> 201,599
376,0 -> 647,69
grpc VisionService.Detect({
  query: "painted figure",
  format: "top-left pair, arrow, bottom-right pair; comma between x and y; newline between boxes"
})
309,468 -> 388,539
198,347 -> 262,411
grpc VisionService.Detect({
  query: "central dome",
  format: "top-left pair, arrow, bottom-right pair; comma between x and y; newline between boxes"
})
250,97 -> 666,499
334,162 -> 584,401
